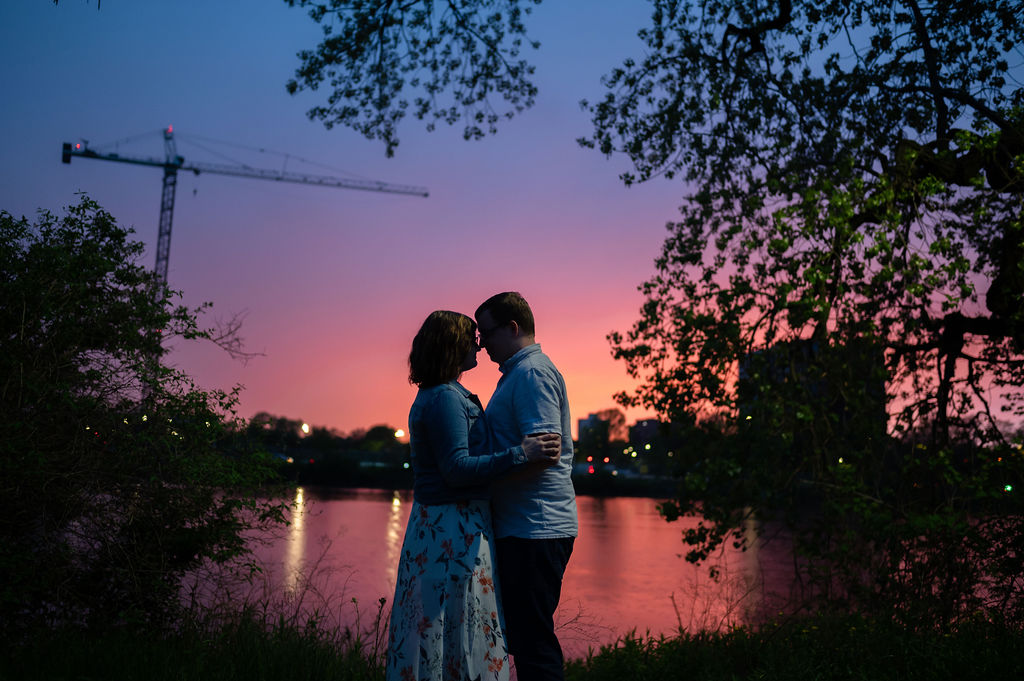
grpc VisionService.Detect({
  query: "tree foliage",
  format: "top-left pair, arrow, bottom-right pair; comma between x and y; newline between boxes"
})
285,0 -> 1024,624
284,0 -> 543,156
588,0 -> 1024,625
0,197 -> 286,634
588,0 -> 1024,432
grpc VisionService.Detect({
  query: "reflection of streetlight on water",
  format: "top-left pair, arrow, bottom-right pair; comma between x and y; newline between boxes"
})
285,486 -> 306,594
385,491 -> 405,596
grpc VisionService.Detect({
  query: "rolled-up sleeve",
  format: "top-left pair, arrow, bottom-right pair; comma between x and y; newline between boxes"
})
513,367 -> 564,436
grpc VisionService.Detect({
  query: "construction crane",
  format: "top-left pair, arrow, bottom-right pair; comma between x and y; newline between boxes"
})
62,126 -> 429,285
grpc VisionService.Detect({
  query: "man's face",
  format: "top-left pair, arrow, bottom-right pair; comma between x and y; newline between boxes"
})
476,309 -> 516,365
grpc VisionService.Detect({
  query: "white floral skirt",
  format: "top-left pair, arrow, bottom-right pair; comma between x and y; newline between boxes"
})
386,499 -> 510,681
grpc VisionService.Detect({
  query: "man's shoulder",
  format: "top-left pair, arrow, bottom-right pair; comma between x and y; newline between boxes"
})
509,344 -> 561,373
505,359 -> 559,390
504,359 -> 567,409
519,353 -> 564,384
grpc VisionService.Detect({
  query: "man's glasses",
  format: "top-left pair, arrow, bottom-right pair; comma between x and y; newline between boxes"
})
476,324 -> 503,344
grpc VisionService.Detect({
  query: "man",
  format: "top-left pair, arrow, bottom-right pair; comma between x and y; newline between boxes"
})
475,291 -> 577,681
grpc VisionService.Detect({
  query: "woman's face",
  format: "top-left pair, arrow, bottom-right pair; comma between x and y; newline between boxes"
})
459,329 -> 480,373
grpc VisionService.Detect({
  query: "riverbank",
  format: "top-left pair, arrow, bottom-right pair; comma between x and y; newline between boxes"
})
6,613 -> 1021,681
281,466 -> 679,499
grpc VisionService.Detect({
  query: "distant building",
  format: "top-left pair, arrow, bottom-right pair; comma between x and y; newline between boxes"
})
577,413 -> 606,444
629,418 -> 661,445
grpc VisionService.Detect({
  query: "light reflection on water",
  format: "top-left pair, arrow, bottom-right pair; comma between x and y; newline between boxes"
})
383,491 -> 405,597
249,488 -> 790,657
284,486 -> 306,595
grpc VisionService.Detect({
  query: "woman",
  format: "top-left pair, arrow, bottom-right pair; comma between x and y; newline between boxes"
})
386,310 -> 560,681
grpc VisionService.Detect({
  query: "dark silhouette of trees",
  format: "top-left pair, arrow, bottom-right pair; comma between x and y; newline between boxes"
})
285,0 -> 1024,625
245,415 -> 411,486
591,0 -> 1024,626
283,0 -> 543,156
593,407 -> 628,442
0,197 -> 286,635
578,409 -> 626,457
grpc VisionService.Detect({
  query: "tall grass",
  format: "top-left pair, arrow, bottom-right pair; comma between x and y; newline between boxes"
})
2,536 -> 390,681
5,534 -> 1023,681
565,615 -> 1024,681
7,611 -> 1022,681
2,608 -> 384,681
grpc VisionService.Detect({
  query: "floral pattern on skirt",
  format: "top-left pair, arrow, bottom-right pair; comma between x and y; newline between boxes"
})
387,500 -> 510,681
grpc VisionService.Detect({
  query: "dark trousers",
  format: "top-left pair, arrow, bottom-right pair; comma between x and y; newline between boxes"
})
495,536 -> 575,681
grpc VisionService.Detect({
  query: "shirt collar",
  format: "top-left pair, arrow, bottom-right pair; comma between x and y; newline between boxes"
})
448,379 -> 471,396
449,380 -> 483,408
499,343 -> 541,375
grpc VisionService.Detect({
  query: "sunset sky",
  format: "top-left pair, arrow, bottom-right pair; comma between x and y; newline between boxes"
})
1,1 -> 688,438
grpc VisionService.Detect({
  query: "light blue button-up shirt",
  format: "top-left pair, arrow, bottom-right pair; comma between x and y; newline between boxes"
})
486,344 -> 578,538
408,381 -> 527,505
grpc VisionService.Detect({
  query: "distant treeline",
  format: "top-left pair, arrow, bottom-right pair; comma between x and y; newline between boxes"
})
245,412 -> 678,497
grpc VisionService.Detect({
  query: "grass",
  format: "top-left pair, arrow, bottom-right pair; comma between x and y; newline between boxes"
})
5,613 -> 1023,681
3,541 -> 391,681
2,608 -> 383,681
565,615 -> 1024,681
5,536 -> 1021,681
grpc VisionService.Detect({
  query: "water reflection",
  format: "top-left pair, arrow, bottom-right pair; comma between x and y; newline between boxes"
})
284,486 -> 306,594
248,488 -> 793,657
384,491 -> 404,596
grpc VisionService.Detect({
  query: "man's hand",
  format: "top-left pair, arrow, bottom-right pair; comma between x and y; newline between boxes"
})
521,432 -> 561,466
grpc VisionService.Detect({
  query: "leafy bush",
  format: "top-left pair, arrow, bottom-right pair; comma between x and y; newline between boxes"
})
0,197 -> 286,635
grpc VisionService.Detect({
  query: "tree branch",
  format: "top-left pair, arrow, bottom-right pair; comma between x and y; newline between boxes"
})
721,0 -> 793,63
907,0 -> 950,145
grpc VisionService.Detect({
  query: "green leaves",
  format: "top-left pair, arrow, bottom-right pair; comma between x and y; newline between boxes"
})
284,0 -> 542,156
0,197 -> 287,633
601,0 -> 1024,624
284,0 -> 1024,624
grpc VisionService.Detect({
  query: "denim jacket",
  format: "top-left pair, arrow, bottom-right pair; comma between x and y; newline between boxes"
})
409,380 -> 526,505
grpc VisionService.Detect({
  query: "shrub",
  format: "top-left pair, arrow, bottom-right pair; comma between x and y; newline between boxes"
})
0,197 -> 286,635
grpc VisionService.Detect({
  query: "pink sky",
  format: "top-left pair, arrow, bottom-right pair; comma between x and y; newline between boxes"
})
1,1 -> 686,438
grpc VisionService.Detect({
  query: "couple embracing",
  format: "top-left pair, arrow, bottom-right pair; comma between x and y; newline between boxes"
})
386,292 -> 577,681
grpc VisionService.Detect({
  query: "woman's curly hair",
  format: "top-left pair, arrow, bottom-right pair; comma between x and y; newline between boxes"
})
408,310 -> 476,387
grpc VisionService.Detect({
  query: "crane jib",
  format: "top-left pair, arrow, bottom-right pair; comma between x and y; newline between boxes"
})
60,131 -> 428,286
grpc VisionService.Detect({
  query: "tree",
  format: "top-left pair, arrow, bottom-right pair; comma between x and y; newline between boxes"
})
284,0 -> 1024,624
0,197 -> 286,635
283,0 -> 543,157
589,0 -> 1024,625
595,407 -> 629,442
358,424 -> 405,452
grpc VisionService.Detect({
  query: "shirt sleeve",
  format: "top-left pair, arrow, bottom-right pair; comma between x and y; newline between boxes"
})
512,367 -> 565,436
427,388 -> 527,487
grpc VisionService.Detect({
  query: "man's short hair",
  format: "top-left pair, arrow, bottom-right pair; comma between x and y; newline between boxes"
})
475,291 -> 535,336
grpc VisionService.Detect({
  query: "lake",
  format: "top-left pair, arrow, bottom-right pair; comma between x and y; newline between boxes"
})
240,487 -> 794,658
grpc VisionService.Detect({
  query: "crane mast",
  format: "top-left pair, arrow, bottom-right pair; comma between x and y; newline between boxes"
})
156,128 -> 179,283
62,127 -> 428,286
